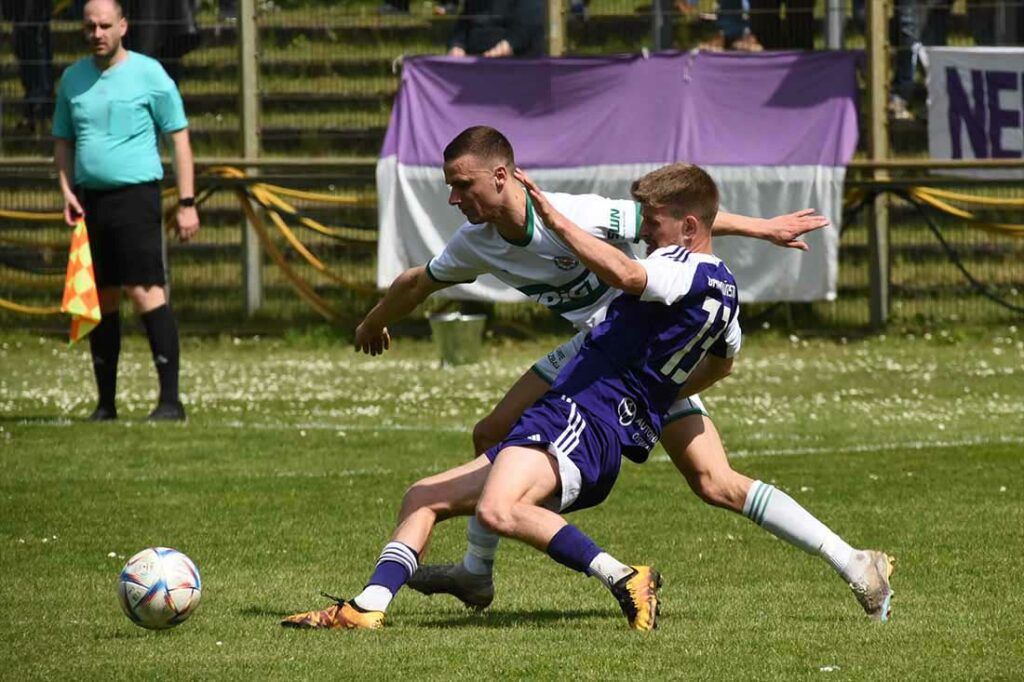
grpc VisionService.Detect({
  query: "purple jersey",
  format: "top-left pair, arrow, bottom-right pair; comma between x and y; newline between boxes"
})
551,245 -> 742,463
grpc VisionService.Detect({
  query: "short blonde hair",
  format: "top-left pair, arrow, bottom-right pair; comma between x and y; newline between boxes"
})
631,163 -> 719,227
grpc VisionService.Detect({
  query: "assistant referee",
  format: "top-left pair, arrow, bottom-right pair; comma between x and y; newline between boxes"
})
53,0 -> 199,421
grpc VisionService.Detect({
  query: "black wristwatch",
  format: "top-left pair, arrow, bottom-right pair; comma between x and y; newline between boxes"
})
178,196 -> 196,208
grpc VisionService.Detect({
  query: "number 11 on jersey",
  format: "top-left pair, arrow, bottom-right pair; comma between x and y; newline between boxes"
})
659,297 -> 731,384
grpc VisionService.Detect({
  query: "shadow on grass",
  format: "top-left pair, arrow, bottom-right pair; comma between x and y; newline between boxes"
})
410,607 -> 613,629
0,414 -> 75,424
242,603 -> 615,629
239,605 -> 298,619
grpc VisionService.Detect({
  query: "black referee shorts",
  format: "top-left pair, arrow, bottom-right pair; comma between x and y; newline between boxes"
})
79,181 -> 165,288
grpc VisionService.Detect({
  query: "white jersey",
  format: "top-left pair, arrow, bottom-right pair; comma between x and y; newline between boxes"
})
426,192 -> 642,331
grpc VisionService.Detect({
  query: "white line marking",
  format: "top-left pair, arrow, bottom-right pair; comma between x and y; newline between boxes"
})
12,419 -> 1024,460
650,434 -> 1024,462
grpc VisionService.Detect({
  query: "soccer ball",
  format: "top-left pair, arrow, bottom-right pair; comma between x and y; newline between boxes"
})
117,547 -> 202,630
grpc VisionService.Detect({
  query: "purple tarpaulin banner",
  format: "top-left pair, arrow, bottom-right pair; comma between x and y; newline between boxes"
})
378,51 -> 861,302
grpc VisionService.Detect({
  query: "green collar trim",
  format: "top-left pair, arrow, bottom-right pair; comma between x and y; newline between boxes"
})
500,192 -> 534,247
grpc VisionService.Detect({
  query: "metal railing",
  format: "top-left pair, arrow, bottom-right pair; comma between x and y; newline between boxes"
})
1,0 -> 1022,333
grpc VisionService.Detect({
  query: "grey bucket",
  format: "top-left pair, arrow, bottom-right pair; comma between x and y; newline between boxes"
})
429,312 -> 486,366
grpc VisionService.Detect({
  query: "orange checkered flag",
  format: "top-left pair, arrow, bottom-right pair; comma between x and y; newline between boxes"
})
60,218 -> 101,344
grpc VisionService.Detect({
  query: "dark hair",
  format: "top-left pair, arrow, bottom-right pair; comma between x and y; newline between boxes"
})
631,163 -> 719,227
443,126 -> 515,168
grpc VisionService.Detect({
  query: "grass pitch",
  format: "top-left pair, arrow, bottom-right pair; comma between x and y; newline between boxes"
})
2,328 -> 1023,680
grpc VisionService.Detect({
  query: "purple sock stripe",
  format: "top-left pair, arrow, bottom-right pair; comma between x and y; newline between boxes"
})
366,542 -> 420,594
546,524 -> 602,574
366,561 -> 411,595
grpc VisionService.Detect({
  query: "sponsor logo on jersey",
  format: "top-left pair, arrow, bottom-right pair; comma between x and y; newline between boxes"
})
707,276 -> 737,299
617,397 -> 637,426
628,414 -> 658,451
517,270 -> 610,313
553,256 -> 579,271
610,207 -> 622,233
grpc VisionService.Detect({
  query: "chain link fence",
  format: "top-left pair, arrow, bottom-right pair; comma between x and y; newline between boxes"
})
1,0 -> 1022,334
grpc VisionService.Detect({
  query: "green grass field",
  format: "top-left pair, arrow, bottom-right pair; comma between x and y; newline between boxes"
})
2,329 -> 1023,679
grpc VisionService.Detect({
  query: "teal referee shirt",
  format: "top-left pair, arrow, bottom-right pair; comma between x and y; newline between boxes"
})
53,51 -> 189,190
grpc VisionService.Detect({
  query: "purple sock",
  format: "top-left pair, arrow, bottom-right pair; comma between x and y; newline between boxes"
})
546,525 -> 602,574
366,542 -> 419,594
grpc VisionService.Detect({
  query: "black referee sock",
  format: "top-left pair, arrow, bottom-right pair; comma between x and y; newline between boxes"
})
141,304 -> 181,406
88,312 -> 121,410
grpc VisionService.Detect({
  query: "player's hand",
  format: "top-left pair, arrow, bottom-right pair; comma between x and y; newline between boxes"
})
354,322 -> 391,356
176,206 -> 200,242
513,168 -> 570,233
762,209 -> 829,251
483,39 -> 513,57
448,46 -> 467,57
63,193 -> 84,227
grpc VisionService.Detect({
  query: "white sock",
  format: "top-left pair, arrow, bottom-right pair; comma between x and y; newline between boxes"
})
744,480 -> 857,580
352,585 -> 393,612
587,552 -> 634,589
821,534 -> 860,582
462,516 -> 499,576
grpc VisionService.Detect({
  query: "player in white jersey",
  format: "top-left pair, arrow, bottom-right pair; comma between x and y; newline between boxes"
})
424,190 -> 639,332
355,126 -> 894,622
282,162 -> 739,632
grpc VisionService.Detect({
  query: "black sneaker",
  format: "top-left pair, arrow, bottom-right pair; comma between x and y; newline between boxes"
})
406,562 -> 495,610
87,405 -> 118,421
147,401 -> 186,421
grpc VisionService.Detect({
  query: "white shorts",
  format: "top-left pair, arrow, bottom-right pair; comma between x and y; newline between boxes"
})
530,333 -> 710,423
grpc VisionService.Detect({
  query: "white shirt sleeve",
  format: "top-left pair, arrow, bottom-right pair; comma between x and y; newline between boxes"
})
425,226 -> 486,284
638,254 -> 699,305
549,193 -> 642,243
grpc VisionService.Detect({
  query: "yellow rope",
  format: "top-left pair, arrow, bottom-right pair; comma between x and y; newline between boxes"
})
908,189 -> 1024,235
263,206 -> 378,294
265,207 -> 329,271
248,184 -> 376,242
0,208 -> 64,221
843,187 -> 866,211
291,212 -> 376,243
916,186 -> 1024,208
0,234 -> 67,249
236,191 -> 344,322
259,183 -> 369,206
0,297 -> 61,315
208,166 -> 376,241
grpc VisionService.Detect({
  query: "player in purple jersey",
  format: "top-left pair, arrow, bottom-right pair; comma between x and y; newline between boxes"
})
395,128 -> 893,623
281,163 -> 739,631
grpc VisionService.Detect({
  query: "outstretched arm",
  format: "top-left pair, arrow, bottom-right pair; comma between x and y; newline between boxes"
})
355,265 -> 451,355
514,169 -> 647,295
713,209 -> 829,251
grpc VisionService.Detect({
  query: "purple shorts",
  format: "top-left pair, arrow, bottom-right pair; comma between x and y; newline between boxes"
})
485,393 -> 622,513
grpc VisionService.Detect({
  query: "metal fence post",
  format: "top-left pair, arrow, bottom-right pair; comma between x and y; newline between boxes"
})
825,0 -> 844,49
239,0 -> 262,316
652,0 -> 674,51
547,0 -> 565,56
865,0 -> 890,327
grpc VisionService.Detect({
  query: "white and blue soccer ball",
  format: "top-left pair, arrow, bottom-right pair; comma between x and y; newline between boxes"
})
118,547 -> 202,630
